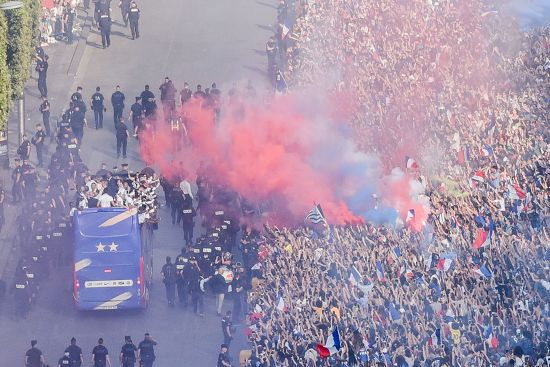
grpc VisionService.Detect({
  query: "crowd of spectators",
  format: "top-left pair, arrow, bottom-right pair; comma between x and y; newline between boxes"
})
39,0 -> 80,45
244,1 -> 550,366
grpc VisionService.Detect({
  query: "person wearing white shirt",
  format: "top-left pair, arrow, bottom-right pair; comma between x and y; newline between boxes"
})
98,190 -> 114,207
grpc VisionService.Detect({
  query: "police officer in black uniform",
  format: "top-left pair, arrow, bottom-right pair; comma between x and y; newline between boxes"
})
116,118 -> 129,158
181,192 -> 195,245
221,310 -> 233,346
13,271 -> 30,319
92,338 -> 110,367
37,55 -> 48,98
128,1 -> 140,40
119,336 -> 137,367
32,124 -> 46,167
71,86 -> 83,106
69,105 -> 86,146
98,11 -> 112,48
140,85 -> 155,116
179,82 -> 192,106
188,256 -> 205,316
58,351 -> 71,367
91,87 -> 105,129
137,333 -> 157,367
170,184 -> 183,225
217,344 -> 231,367
175,248 -> 189,307
161,256 -> 177,306
65,337 -> 84,367
119,0 -> 131,26
39,96 -> 51,137
129,96 -> 143,137
11,158 -> 24,203
111,85 -> 125,125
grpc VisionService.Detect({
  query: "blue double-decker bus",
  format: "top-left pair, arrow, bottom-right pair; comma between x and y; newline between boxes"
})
73,208 -> 153,310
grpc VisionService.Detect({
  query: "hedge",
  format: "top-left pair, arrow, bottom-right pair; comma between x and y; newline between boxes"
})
0,0 -> 41,131
0,11 -> 11,132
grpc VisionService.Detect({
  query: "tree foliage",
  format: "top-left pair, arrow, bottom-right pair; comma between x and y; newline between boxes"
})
0,11 -> 11,131
1,0 -> 41,130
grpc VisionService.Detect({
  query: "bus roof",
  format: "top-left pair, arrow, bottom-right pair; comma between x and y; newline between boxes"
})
74,208 -> 138,238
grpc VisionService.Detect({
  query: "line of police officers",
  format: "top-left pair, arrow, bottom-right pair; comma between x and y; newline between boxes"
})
25,333 -> 157,367
11,85 -> 107,318
94,0 -> 141,48
158,168 -> 264,326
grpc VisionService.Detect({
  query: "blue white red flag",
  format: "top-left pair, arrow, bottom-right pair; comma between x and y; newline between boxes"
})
316,326 -> 341,358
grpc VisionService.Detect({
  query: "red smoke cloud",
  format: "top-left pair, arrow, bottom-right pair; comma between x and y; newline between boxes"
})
139,92 -> 429,228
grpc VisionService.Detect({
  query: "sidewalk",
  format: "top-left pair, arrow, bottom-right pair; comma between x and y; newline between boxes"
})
0,8 -> 92,285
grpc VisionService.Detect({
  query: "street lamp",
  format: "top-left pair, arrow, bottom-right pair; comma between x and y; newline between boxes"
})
0,0 -> 24,168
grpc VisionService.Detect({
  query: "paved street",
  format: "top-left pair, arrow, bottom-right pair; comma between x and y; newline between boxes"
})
0,0 -> 275,365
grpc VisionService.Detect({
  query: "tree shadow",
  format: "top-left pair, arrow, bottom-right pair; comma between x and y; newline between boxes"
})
243,65 -> 267,77
256,24 -> 275,32
255,0 -> 277,10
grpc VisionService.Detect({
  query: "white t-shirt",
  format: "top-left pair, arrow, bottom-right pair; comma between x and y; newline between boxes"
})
98,193 -> 113,207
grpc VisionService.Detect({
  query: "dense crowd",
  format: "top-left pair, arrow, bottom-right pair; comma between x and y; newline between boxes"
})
244,1 -> 550,367
39,0 -> 80,45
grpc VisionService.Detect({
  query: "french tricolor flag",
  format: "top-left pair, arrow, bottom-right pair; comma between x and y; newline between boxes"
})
375,260 -> 386,282
457,145 -> 470,165
405,209 -> 415,224
428,328 -> 441,346
470,170 -> 486,187
481,144 -> 493,157
472,225 -> 492,249
316,326 -> 341,358
436,258 -> 453,272
473,264 -> 492,278
508,184 -> 526,201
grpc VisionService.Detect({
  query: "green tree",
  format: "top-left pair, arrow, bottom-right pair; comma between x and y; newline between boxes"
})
5,0 -> 39,101
0,11 -> 11,131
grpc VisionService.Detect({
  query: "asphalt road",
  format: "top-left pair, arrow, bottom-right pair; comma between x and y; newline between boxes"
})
0,0 -> 275,365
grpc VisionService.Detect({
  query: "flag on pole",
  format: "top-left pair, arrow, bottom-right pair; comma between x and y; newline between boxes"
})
316,326 -> 341,358
305,204 -> 327,224
280,19 -> 291,39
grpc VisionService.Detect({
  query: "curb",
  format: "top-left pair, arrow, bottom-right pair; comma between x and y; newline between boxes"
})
68,8 -> 92,77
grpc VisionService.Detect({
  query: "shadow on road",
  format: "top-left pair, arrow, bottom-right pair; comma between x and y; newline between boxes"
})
256,24 -> 274,32
255,0 -> 277,10
242,65 -> 267,77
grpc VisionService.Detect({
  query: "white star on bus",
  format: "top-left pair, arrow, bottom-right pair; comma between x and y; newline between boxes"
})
96,242 -> 106,252
109,242 -> 119,252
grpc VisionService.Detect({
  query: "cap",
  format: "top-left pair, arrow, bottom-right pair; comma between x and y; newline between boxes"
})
221,344 -> 228,349
125,336 -> 132,342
